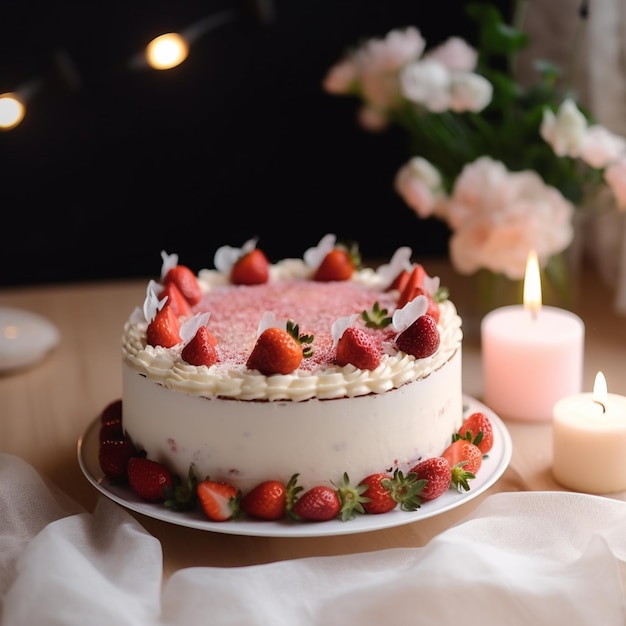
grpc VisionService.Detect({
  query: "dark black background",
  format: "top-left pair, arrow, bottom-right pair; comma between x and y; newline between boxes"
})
0,0 -> 510,286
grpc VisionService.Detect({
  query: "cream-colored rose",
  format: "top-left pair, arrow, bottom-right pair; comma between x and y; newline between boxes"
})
540,98 -> 587,158
400,60 -> 451,112
449,72 -> 492,113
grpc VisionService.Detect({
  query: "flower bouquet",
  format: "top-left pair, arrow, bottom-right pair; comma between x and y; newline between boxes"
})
322,1 -> 626,314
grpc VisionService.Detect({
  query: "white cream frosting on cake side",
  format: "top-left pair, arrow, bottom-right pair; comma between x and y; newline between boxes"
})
122,346 -> 462,491
121,257 -> 464,491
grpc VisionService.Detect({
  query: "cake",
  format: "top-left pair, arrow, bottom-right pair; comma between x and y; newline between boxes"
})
119,234 -> 464,494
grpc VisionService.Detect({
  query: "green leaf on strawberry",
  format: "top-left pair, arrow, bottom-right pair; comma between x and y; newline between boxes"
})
361,301 -> 392,329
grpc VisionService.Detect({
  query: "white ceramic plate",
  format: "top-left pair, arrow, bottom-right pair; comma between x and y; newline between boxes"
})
0,306 -> 60,372
77,395 -> 512,537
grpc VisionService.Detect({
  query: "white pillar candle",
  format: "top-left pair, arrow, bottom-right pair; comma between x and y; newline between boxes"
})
480,251 -> 585,421
553,372 -> 626,494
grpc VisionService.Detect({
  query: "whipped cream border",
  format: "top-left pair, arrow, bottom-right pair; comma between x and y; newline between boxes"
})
122,259 -> 463,402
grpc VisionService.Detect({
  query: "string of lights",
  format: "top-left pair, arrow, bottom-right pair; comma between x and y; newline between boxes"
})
0,5 -> 269,131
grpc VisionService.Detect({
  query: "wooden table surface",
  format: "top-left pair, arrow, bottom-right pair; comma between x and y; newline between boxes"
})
2,259 -> 625,582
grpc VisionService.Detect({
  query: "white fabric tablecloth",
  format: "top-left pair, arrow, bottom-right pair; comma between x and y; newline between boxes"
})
2,453 -> 626,625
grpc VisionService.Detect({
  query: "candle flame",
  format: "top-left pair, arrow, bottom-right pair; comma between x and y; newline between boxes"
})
523,249 -> 542,315
593,371 -> 608,413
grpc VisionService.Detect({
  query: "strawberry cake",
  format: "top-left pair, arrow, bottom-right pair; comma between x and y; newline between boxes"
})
120,235 -> 464,492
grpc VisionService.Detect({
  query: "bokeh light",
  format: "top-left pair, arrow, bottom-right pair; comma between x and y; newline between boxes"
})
145,33 -> 189,70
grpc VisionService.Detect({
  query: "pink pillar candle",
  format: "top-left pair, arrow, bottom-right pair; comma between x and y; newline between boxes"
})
481,305 -> 584,421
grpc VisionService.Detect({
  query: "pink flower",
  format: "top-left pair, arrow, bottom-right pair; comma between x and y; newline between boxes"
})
604,158 -> 626,210
322,27 -> 426,112
425,36 -> 478,72
580,125 -> 626,169
322,59 -> 357,95
444,157 -> 575,279
357,105 -> 389,132
394,157 -> 445,218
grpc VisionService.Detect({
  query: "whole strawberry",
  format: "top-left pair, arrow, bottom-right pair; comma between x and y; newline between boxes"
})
161,281 -> 193,317
409,456 -> 452,501
100,398 -> 122,424
290,485 -> 341,522
335,326 -> 381,370
357,472 -> 397,514
127,456 -> 174,502
181,326 -> 219,367
240,474 -> 301,521
163,265 -> 202,306
99,398 -> 124,442
231,248 -> 270,285
247,321 -> 313,376
442,438 -> 482,492
395,314 -> 440,359
99,435 -> 138,482
457,411 -> 494,453
146,301 -> 181,348
358,469 -> 424,513
313,246 -> 358,282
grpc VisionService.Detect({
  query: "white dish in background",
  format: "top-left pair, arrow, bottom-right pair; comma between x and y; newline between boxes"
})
0,306 -> 60,372
78,395 -> 512,538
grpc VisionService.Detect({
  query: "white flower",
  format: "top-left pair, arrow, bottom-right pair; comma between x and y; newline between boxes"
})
400,60 -> 452,112
540,98 -> 587,158
445,157 -> 575,279
394,156 -> 445,218
449,72 -> 492,113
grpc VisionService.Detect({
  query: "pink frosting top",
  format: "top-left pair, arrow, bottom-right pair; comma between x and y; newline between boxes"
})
192,280 -> 399,372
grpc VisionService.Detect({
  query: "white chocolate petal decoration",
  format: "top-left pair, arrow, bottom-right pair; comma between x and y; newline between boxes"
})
423,274 -> 441,296
303,233 -> 336,269
214,238 -> 258,274
331,314 -> 359,347
256,311 -> 288,337
160,250 -> 178,280
143,280 -> 167,323
376,246 -> 413,286
180,312 -> 211,344
392,295 -> 429,331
